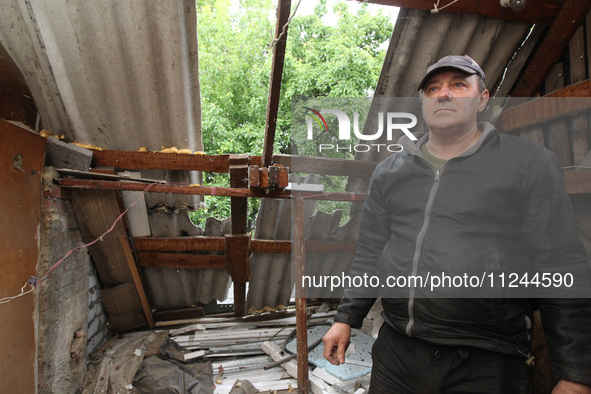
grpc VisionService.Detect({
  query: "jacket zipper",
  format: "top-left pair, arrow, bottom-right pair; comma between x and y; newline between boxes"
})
405,168 -> 441,336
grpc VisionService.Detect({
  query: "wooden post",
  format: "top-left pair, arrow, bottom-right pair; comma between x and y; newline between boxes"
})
229,154 -> 249,316
262,0 -> 292,167
293,197 -> 309,394
119,236 -> 155,329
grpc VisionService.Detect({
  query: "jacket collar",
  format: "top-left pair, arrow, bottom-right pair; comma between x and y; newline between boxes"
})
399,122 -> 497,158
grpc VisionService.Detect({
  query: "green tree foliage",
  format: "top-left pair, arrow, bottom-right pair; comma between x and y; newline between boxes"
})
191,0 -> 393,228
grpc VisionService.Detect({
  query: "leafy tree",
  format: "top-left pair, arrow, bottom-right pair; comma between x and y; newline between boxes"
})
191,0 -> 393,228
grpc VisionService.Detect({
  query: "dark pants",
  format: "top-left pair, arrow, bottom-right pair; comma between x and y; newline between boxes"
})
369,323 -> 530,394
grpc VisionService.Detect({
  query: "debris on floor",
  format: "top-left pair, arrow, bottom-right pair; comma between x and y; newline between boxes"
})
80,309 -> 374,394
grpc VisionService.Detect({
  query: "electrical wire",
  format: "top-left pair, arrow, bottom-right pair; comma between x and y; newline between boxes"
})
271,0 -> 302,48
0,182 -> 156,305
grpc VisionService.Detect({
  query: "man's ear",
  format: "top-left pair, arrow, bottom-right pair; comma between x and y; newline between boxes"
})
478,89 -> 490,113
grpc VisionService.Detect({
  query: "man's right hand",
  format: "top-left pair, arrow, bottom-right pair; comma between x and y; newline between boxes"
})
322,322 -> 351,365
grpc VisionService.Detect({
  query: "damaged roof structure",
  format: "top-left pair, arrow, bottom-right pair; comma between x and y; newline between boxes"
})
1,0 -> 591,392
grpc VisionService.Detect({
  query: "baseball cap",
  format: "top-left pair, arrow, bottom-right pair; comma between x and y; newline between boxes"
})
417,55 -> 486,91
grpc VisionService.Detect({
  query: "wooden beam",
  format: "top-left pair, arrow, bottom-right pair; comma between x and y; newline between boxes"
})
274,154 -> 378,178
262,0 -> 291,167
136,252 -> 227,269
251,239 -> 292,253
135,236 -> 226,252
293,198 -> 309,394
134,236 -> 356,254
363,0 -> 563,25
498,93 -> 591,132
230,154 -> 250,317
511,0 -> 591,97
92,150 -> 231,172
60,178 -> 368,201
119,236 -> 155,329
545,78 -> 591,97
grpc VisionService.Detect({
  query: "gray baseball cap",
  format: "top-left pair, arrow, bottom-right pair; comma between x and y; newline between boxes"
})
417,55 -> 486,91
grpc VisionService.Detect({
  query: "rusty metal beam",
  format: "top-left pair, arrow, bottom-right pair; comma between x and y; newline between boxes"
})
262,0 -> 292,167
511,0 -> 591,97
59,178 -> 369,201
361,0 -> 562,25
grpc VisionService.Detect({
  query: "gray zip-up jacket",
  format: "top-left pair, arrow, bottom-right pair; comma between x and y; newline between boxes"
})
334,123 -> 591,386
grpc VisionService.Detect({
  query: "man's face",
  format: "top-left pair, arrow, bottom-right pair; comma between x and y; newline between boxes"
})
421,69 -> 489,134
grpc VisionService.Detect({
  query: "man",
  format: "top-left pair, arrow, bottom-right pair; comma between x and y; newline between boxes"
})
322,55 -> 591,393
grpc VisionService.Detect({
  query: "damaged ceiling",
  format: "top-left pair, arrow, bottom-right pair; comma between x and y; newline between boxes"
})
1,0 -> 590,325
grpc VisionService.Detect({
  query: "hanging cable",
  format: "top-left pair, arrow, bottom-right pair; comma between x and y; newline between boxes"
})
431,0 -> 462,13
271,0 -> 302,48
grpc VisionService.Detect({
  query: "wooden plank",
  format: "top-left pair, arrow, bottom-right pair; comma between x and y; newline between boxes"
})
572,114 -> 589,165
497,96 -> 591,132
545,79 -> 591,97
134,237 -> 355,254
564,170 -> 591,193
293,198 -> 309,394
60,178 -> 368,202
230,155 -> 250,317
262,0 -> 291,167
225,235 -> 252,282
547,119 -> 572,166
252,239 -> 292,254
119,236 -> 154,329
511,0 -> 591,97
274,154 -> 378,178
137,252 -> 227,269
92,150 -> 231,172
70,189 -> 132,285
568,26 -> 586,84
364,0 -> 561,25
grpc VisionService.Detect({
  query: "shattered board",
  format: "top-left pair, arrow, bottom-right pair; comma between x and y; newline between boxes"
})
285,325 -> 373,380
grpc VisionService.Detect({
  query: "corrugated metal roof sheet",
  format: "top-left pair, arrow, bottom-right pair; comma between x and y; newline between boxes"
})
0,0 -> 202,152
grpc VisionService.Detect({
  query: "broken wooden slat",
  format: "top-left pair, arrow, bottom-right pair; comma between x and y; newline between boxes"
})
92,150 -> 230,172
137,251 -> 226,269
119,236 -> 154,329
262,342 -> 332,394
